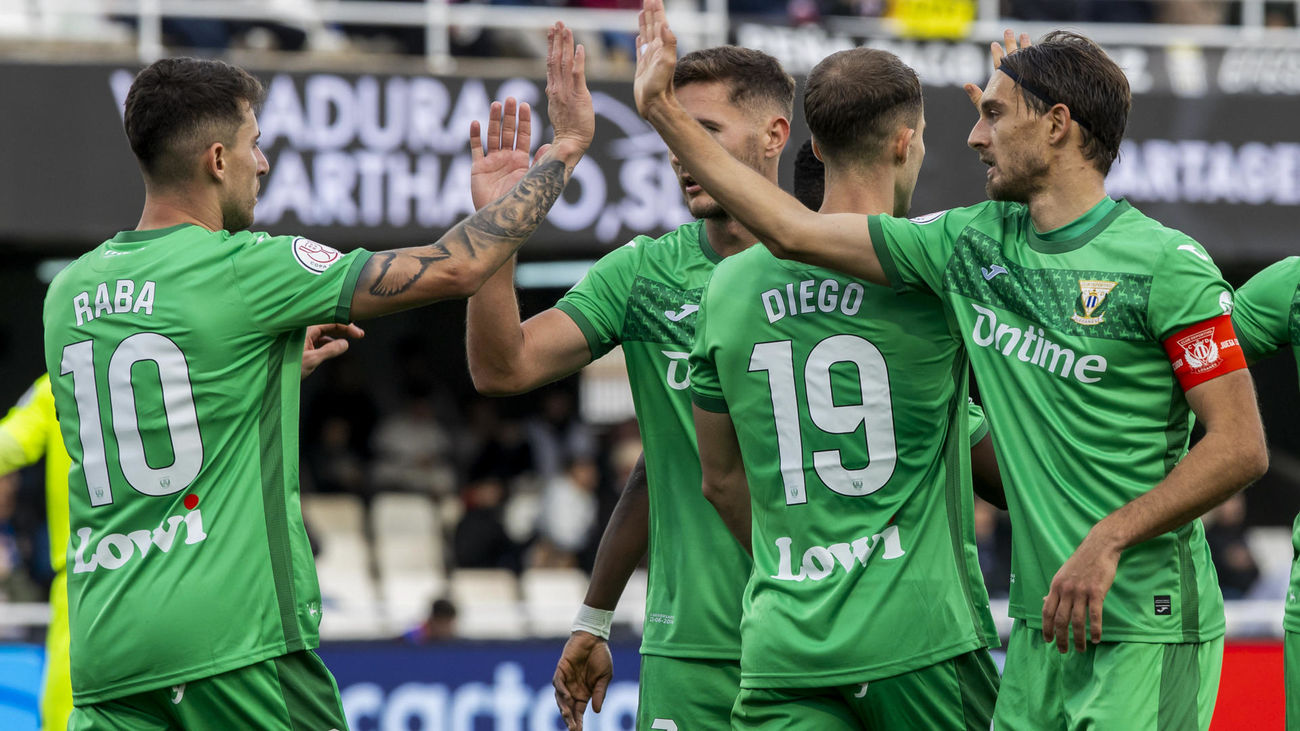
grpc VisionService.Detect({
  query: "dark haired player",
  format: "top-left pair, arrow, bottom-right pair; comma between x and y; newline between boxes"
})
44,25 -> 592,729
636,9 -> 1267,727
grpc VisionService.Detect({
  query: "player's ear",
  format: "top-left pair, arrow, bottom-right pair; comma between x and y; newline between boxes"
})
204,142 -> 226,182
764,115 -> 791,160
1047,103 -> 1073,146
893,127 -> 915,165
810,138 -> 823,163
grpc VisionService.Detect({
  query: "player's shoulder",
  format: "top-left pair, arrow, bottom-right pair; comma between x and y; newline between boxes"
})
594,221 -> 704,268
886,200 -> 1005,232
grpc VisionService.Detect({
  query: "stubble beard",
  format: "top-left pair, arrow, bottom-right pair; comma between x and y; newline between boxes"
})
985,150 -> 1050,204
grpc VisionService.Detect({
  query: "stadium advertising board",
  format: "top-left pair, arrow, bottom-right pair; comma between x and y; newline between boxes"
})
316,641 -> 643,731
2,47 -> 1299,261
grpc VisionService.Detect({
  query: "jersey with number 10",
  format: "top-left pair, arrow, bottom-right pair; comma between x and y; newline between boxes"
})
556,220 -> 749,660
42,224 -> 371,704
1231,256 -> 1300,632
871,198 -> 1233,643
689,244 -> 995,687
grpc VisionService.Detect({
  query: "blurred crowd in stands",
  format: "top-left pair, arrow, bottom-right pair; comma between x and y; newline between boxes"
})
7,0 -> 1297,68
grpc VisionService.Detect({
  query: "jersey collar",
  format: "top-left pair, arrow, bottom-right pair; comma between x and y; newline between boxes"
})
110,223 -> 203,243
1026,198 -> 1131,254
695,222 -> 725,264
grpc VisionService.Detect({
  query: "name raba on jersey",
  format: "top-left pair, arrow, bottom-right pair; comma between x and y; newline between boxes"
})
72,508 -> 207,574
72,279 -> 157,327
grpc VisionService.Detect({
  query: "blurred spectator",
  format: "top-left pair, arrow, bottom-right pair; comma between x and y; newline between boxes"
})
371,384 -> 457,497
304,361 -> 379,495
1155,0 -> 1228,24
533,457 -> 600,568
465,403 -> 536,486
453,476 -> 523,572
0,473 -> 40,605
1204,493 -> 1260,599
974,497 -> 1012,599
526,389 -> 596,481
401,597 -> 459,642
1002,0 -> 1154,22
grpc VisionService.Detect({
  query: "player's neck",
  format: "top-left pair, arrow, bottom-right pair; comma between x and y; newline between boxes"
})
1026,166 -> 1108,233
704,217 -> 760,259
137,189 -> 223,233
821,170 -> 894,217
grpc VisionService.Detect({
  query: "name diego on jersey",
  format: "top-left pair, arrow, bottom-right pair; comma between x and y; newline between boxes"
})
72,279 -> 156,327
762,278 -> 866,324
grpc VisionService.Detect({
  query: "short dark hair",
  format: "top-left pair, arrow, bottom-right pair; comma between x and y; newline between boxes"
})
674,46 -> 796,119
997,31 -> 1130,174
792,139 -> 824,210
124,57 -> 265,184
804,48 -> 922,166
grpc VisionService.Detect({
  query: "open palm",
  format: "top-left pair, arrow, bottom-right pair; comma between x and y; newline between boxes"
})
469,98 -> 546,210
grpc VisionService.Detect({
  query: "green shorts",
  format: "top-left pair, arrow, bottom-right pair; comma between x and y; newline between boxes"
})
730,649 -> 998,731
1286,630 -> 1300,730
994,620 -> 1222,731
636,654 -> 741,730
68,650 -> 347,731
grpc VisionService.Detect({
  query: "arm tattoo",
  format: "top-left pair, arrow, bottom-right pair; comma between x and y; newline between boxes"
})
363,159 -> 569,299
365,247 -> 451,296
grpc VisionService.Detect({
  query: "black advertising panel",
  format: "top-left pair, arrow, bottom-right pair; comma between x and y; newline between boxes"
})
3,40 -> 1300,262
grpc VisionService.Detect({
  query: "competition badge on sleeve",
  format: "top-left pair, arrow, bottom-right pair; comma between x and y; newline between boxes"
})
1071,279 -> 1117,326
292,237 -> 342,275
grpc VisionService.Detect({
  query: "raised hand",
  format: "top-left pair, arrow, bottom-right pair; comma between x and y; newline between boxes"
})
470,98 -> 549,210
633,0 -> 679,119
545,22 -> 595,157
964,29 -> 1033,108
552,631 -> 613,731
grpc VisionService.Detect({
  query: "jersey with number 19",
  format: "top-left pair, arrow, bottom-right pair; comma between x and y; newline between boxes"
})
42,224 -> 371,704
871,198 -> 1240,643
689,244 -> 996,687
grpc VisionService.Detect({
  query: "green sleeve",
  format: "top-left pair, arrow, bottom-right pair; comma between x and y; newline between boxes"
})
1146,235 -> 1234,342
868,204 -> 989,295
229,233 -> 372,334
688,270 -> 727,414
1232,257 -> 1300,362
966,399 -> 988,448
554,239 -> 645,360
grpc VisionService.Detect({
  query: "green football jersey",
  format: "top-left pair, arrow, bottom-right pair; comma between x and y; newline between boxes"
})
42,224 -> 371,703
1231,256 -> 1300,632
871,198 -> 1233,643
689,244 -> 996,688
556,220 -> 749,660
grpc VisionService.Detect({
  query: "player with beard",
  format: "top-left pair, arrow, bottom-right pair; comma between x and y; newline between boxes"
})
463,46 -> 794,731
43,24 -> 593,729
635,9 -> 1267,729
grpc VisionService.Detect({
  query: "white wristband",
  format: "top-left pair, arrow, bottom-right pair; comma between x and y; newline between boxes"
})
572,604 -> 615,640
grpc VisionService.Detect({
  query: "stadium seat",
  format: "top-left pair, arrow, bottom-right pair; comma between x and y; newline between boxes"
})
449,569 -> 527,639
613,568 -> 648,634
302,494 -> 383,639
371,493 -> 448,632
521,568 -> 589,636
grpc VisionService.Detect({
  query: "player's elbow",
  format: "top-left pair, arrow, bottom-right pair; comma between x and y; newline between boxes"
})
700,476 -> 729,510
467,364 -> 529,397
1239,437 -> 1270,484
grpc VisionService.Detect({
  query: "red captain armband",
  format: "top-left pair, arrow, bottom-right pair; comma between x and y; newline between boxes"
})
1163,314 -> 1247,391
